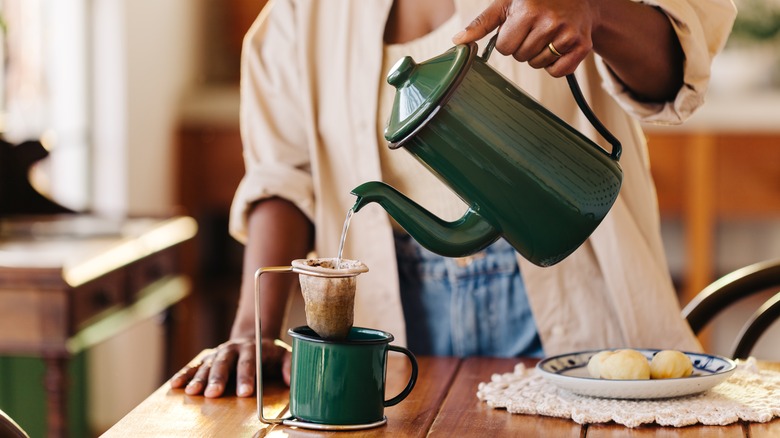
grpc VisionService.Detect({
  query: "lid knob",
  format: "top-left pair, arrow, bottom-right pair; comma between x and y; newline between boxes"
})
387,56 -> 416,88
384,44 -> 471,143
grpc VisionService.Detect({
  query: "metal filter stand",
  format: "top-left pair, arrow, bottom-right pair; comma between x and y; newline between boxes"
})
253,266 -> 388,431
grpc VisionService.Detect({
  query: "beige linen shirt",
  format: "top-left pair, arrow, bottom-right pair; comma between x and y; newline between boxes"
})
230,0 -> 736,354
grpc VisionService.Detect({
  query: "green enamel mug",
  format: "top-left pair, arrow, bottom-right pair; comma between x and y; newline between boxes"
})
287,326 -> 418,427
351,35 -> 623,267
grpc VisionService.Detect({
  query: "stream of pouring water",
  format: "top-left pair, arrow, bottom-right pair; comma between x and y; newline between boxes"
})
336,208 -> 354,268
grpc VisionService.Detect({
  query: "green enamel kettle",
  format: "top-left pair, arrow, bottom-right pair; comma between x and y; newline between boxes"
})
351,36 -> 623,267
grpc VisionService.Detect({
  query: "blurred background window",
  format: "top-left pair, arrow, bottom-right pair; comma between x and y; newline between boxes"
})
1,0 -> 91,212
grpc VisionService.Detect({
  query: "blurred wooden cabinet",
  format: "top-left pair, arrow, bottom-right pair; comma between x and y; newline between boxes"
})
175,99 -> 246,350
647,131 -> 780,304
0,216 -> 196,437
172,0 -> 268,354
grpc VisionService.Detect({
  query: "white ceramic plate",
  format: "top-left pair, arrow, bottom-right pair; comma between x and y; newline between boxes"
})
536,349 -> 737,399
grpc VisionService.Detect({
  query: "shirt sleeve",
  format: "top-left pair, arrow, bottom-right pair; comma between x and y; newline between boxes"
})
229,0 -> 315,243
595,0 -> 737,124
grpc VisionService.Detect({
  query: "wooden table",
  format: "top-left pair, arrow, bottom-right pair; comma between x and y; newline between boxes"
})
0,215 -> 197,437
104,355 -> 780,437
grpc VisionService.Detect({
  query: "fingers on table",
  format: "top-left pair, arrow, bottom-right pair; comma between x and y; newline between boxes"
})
184,358 -> 214,395
170,363 -> 200,388
236,343 -> 257,397
201,347 -> 239,398
171,341 -> 259,397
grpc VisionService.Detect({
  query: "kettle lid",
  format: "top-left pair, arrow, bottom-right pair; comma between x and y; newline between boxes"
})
384,43 -> 473,144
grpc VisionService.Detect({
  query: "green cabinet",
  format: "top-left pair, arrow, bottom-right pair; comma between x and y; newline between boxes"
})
0,353 -> 89,438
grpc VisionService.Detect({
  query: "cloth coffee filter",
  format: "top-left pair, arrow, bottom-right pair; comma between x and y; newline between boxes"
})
292,258 -> 368,340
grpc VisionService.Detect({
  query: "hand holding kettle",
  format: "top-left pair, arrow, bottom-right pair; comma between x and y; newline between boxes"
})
452,0 -> 685,102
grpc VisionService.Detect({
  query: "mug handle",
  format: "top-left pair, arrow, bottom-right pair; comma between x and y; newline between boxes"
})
384,345 -> 419,407
480,34 -> 622,161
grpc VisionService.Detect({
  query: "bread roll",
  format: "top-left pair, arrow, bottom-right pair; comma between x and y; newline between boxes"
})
650,350 -> 693,379
587,350 -> 615,378
599,349 -> 650,380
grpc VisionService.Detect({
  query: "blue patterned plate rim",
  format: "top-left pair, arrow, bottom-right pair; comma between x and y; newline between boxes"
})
538,349 -> 736,379
535,349 -> 737,399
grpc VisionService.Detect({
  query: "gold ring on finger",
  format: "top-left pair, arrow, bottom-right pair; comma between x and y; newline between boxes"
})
548,42 -> 563,57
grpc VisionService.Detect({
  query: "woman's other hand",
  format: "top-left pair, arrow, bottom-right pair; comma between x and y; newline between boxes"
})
169,337 -> 292,398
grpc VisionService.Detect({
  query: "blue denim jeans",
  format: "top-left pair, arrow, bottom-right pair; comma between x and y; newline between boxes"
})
394,233 -> 543,358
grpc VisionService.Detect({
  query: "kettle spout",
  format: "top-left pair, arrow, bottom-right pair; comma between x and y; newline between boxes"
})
351,181 -> 500,258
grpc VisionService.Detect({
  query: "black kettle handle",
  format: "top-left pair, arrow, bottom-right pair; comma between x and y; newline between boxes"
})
481,35 -> 622,161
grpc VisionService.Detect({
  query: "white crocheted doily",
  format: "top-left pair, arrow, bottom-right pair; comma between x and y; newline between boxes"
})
477,358 -> 780,428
